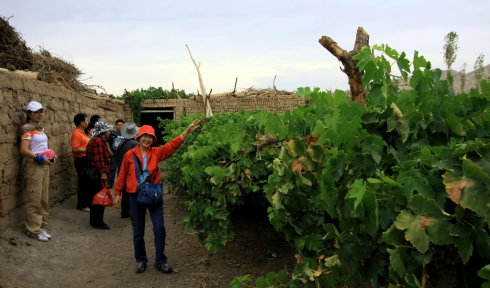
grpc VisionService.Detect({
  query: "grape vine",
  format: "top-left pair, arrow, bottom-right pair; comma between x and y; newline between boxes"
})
161,45 -> 490,287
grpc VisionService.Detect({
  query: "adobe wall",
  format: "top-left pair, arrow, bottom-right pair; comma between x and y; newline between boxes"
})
142,90 -> 305,120
0,71 -> 131,232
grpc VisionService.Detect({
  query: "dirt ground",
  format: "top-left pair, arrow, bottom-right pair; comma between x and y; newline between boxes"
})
0,192 -> 295,288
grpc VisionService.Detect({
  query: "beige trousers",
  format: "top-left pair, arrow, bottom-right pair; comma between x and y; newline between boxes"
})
23,160 -> 50,234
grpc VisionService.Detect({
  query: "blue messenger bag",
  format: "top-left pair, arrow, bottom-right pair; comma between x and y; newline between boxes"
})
132,153 -> 163,206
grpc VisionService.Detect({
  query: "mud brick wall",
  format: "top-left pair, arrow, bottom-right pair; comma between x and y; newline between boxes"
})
0,71 -> 131,231
142,90 -> 306,120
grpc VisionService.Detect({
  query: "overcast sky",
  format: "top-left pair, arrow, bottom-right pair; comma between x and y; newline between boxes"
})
2,0 -> 489,96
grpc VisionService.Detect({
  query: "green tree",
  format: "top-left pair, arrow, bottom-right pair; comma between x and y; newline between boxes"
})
460,62 -> 466,93
443,31 -> 459,81
474,53 -> 485,85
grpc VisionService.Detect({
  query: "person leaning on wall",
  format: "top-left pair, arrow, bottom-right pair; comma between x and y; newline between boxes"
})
114,119 -> 200,274
71,113 -> 91,212
19,101 -> 55,242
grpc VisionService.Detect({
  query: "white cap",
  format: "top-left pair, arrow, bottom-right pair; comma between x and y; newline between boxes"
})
26,101 -> 43,112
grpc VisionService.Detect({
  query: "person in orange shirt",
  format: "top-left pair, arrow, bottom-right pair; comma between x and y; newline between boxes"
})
71,113 -> 91,212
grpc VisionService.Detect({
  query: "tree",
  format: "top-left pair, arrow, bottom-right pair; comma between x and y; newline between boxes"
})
186,44 -> 214,117
443,31 -> 458,81
460,62 -> 466,93
319,27 -> 369,107
474,53 -> 485,85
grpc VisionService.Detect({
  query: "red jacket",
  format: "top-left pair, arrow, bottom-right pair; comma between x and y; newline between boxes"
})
114,136 -> 184,196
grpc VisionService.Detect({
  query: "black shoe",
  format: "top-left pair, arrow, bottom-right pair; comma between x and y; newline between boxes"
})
135,262 -> 147,273
121,213 -> 131,219
92,224 -> 110,230
154,263 -> 173,274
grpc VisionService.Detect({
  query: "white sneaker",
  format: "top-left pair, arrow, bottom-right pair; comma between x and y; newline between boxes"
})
40,228 -> 52,239
26,230 -> 49,242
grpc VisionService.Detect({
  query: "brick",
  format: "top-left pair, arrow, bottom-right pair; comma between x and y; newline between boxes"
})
0,193 -> 18,217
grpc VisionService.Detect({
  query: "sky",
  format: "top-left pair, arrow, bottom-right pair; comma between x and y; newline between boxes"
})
2,0 -> 489,96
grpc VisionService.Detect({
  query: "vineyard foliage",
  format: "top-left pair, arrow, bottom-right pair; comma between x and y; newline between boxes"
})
161,45 -> 490,287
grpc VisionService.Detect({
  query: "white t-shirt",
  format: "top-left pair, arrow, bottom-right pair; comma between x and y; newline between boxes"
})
21,129 -> 48,155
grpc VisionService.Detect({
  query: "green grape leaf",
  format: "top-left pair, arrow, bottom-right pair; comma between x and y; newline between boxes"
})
463,158 -> 490,186
255,276 -> 272,288
353,46 -> 374,71
446,112 -> 466,136
397,52 -> 411,80
324,254 -> 340,268
296,234 -> 324,252
307,143 -> 324,162
455,230 -> 473,263
413,50 -> 427,70
459,180 -> 490,221
265,272 -> 277,285
426,220 -> 454,245
408,194 -> 445,218
298,174 -> 313,186
345,179 -> 366,210
271,192 -> 283,209
387,248 -> 408,278
478,265 -> 490,281
382,224 -> 405,245
277,269 -> 289,283
383,45 -> 399,59
395,210 -> 430,253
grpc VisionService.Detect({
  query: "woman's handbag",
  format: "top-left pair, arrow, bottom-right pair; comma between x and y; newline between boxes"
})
133,153 -> 163,206
92,181 -> 113,207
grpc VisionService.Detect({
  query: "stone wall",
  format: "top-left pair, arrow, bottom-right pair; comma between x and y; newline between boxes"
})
0,71 -> 130,232
142,89 -> 305,120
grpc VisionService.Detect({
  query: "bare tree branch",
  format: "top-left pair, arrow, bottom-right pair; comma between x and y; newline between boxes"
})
185,44 -> 213,117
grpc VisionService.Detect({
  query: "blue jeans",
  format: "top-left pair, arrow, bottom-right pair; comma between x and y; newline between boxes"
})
129,194 -> 168,265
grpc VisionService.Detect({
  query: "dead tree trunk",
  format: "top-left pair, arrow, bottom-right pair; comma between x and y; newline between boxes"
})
185,44 -> 214,117
319,27 -> 369,107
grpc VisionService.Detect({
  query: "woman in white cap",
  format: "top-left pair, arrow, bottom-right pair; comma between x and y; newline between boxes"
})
85,120 -> 113,229
19,101 -> 55,242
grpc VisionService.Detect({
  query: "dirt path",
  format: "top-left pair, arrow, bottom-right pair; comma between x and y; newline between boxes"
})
0,193 -> 294,288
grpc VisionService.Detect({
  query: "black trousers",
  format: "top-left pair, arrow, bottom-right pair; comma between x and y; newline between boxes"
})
121,190 -> 131,217
85,172 -> 106,227
74,156 -> 90,209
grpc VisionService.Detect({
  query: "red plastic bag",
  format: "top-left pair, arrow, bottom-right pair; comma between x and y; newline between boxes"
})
92,182 -> 113,207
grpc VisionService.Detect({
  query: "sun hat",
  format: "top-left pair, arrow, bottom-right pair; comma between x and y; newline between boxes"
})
25,101 -> 43,112
121,122 -> 139,139
135,125 -> 157,144
92,121 -> 113,137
